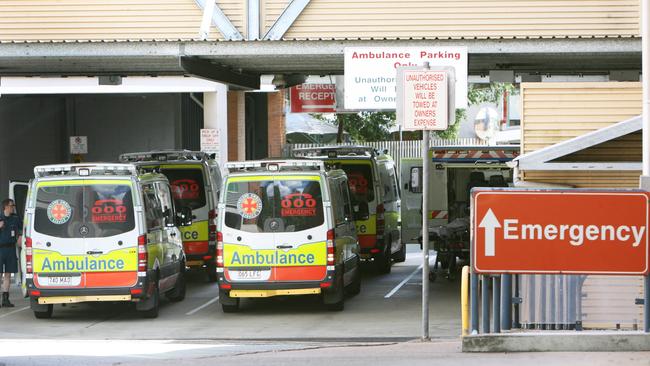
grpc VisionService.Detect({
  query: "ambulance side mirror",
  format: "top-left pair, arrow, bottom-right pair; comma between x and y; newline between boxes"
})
409,167 -> 423,193
176,206 -> 193,227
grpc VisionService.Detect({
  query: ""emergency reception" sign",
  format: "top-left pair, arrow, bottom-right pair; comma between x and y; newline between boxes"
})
290,84 -> 336,113
472,189 -> 649,275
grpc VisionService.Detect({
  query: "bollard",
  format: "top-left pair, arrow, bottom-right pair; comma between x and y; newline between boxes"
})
493,276 -> 501,333
471,272 -> 479,334
643,275 -> 650,333
513,274 -> 521,328
461,266 -> 470,336
501,274 -> 512,331
482,275 -> 490,334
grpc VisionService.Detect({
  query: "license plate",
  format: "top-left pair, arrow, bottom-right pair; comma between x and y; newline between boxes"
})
229,270 -> 270,281
39,275 -> 82,287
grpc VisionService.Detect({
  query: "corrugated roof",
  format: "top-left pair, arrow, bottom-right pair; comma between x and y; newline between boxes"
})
0,34 -> 640,44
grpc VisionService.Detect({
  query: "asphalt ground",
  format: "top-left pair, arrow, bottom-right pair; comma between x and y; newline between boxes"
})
0,245 -> 461,341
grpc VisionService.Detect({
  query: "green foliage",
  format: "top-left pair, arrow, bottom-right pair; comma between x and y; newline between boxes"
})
314,83 -> 518,142
468,83 -> 518,105
316,112 -> 396,142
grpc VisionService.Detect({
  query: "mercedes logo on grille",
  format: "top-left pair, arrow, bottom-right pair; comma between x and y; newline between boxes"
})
79,225 -> 89,236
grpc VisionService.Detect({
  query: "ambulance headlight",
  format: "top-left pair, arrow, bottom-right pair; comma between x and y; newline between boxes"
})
78,168 -> 90,176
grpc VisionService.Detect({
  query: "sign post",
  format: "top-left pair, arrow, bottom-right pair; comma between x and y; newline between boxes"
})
397,63 -> 454,341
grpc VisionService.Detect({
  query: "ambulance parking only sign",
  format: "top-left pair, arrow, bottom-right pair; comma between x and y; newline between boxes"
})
472,189 -> 649,275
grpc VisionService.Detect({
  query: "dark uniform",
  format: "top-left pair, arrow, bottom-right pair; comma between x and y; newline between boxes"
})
0,212 -> 21,274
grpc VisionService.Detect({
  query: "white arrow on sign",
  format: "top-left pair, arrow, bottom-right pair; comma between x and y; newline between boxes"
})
479,209 -> 501,257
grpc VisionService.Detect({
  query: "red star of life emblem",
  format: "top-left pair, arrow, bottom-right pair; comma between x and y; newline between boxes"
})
242,197 -> 258,214
51,203 -> 69,221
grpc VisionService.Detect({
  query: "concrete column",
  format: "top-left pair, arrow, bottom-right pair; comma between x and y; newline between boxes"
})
203,85 -> 229,167
267,90 -> 286,158
227,91 -> 246,161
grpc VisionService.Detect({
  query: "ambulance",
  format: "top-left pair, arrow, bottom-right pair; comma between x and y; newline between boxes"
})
293,146 -> 403,273
216,160 -> 361,312
119,151 -> 222,282
23,163 -> 191,319
400,145 -> 518,278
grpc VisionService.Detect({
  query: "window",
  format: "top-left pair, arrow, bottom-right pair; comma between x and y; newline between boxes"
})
34,183 -> 135,238
142,183 -> 163,230
340,179 -> 353,221
155,182 -> 175,225
160,168 -> 207,210
224,179 -> 324,233
339,163 -> 375,203
330,179 -> 345,226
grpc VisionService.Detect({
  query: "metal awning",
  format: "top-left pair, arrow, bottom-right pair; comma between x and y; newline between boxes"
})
0,38 -> 641,90
512,115 -> 642,171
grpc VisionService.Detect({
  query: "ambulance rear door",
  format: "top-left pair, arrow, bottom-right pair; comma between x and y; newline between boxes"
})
221,175 -> 327,284
30,179 -> 139,290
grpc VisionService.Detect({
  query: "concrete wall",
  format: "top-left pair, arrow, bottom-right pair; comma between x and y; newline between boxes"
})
0,93 -> 181,199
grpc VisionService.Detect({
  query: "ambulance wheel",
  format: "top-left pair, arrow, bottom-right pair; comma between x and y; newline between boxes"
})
324,270 -> 345,311
375,245 -> 392,274
222,303 -> 239,313
206,263 -> 218,283
220,290 -> 240,313
346,267 -> 362,296
393,242 -> 406,263
32,304 -> 53,319
166,265 -> 186,302
138,283 -> 160,319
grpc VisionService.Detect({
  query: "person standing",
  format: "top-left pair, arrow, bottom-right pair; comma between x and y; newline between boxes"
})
0,199 -> 21,308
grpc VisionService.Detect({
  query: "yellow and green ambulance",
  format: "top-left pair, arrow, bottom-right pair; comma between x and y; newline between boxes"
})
120,151 -> 222,282
24,163 -> 190,319
216,160 -> 361,312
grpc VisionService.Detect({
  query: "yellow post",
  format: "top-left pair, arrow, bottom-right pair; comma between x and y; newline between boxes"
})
461,265 -> 470,336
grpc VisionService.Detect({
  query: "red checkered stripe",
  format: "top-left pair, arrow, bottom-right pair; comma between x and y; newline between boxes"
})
432,150 -> 520,159
430,210 -> 448,220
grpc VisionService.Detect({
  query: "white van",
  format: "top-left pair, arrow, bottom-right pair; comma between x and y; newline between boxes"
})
401,146 -> 518,279
216,160 -> 361,312
23,163 -> 191,318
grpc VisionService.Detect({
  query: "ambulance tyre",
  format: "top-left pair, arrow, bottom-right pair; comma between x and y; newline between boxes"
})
219,289 -> 240,313
166,264 -> 186,302
324,269 -> 345,311
346,265 -> 362,296
137,280 -> 160,319
375,244 -> 392,274
31,298 -> 53,319
206,262 -> 218,283
393,242 -> 406,263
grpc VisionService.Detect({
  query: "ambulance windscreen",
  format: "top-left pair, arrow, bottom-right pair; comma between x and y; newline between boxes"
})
340,164 -> 375,203
224,179 -> 324,233
34,184 -> 135,238
160,168 -> 207,210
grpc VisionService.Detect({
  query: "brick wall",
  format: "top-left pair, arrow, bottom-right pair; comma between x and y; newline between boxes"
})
227,91 -> 245,161
267,90 -> 286,158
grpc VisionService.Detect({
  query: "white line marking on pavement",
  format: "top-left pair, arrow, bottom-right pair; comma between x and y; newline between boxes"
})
185,296 -> 219,316
0,306 -> 29,319
384,265 -> 423,299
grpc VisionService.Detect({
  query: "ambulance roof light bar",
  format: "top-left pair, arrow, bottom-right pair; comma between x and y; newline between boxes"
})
225,160 -> 326,173
119,150 -> 212,163
292,146 -> 377,158
34,163 -> 138,178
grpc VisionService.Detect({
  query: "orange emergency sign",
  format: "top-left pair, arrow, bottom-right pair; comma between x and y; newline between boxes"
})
472,189 -> 649,275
